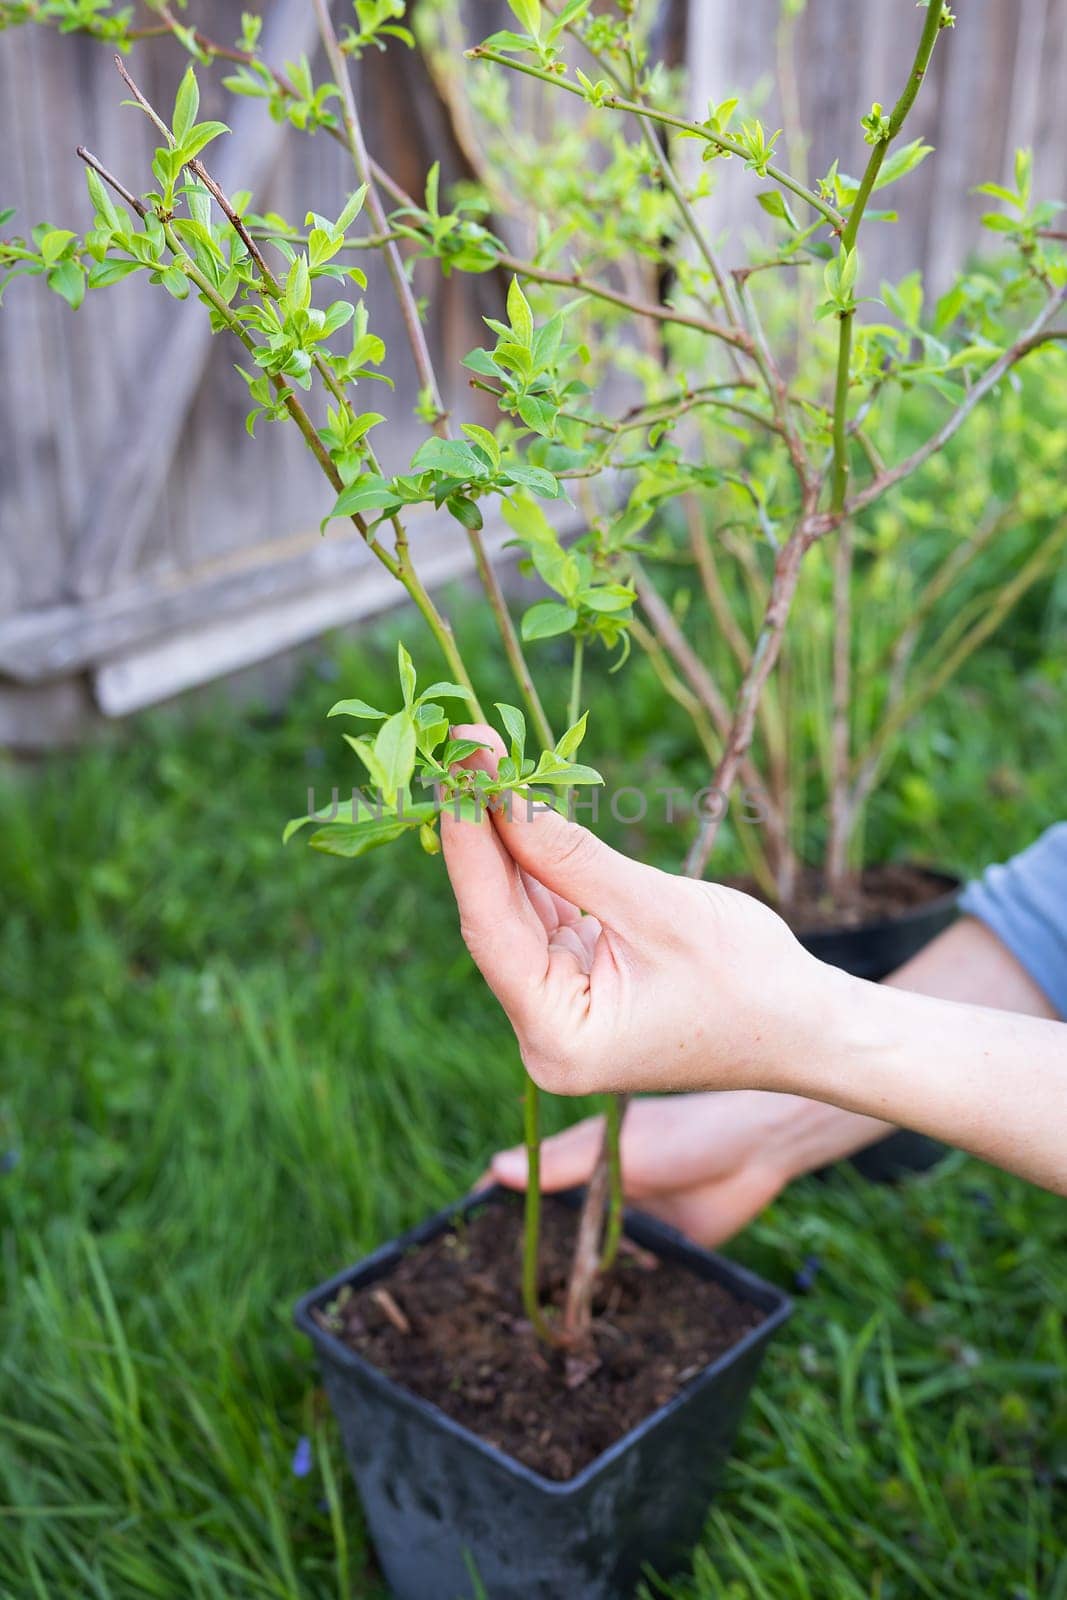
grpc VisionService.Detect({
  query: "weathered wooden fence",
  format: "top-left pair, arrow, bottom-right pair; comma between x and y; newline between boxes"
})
1,0 -> 1064,745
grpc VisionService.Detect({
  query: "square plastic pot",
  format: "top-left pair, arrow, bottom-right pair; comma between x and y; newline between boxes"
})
295,1185 -> 792,1600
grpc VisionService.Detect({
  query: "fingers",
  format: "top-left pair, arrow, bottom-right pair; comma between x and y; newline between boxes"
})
520,869 -> 583,935
494,789 -> 663,929
440,724 -> 548,1023
491,1113 -> 607,1192
449,722 -> 657,932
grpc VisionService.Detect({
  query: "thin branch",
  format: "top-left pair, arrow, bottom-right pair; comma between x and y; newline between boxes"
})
466,47 -> 846,232
495,250 -> 753,353
837,290 -> 1067,523
310,0 -> 555,752
75,145 -> 147,218
685,496 -> 751,671
634,565 -> 791,875
735,275 -> 810,489
684,511 -> 817,878
850,519 -> 1067,792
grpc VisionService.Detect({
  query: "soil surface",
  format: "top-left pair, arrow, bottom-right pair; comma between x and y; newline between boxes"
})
318,1195 -> 765,1482
729,861 -> 957,935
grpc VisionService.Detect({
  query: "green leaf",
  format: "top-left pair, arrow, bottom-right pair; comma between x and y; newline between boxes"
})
419,681 -> 475,705
521,600 -> 578,640
286,253 -> 311,312
325,476 -> 399,524
342,734 -> 389,792
460,422 -> 501,468
873,138 -> 933,192
446,493 -> 484,531
579,584 -> 634,615
505,0 -> 541,38
506,276 -> 534,346
173,65 -> 200,145
495,702 -> 526,761
410,436 -> 486,480
532,753 -> 602,785
547,0 -> 592,39
373,710 -> 417,797
38,229 -> 75,267
47,258 -> 85,311
517,394 -> 556,436
336,185 -> 368,233
502,463 -> 564,498
179,121 -> 230,161
308,813 -> 427,858
327,697 -> 386,721
554,709 -> 588,761
86,167 -> 120,228
462,348 -> 504,379
397,640 -> 417,706
159,264 -> 190,299
756,189 -> 799,230
439,735 -> 485,765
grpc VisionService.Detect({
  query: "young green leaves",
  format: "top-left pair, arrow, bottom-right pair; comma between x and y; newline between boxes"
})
283,642 -> 602,860
149,67 -> 230,212
322,388 -> 565,535
464,276 -> 590,443
501,494 -> 635,648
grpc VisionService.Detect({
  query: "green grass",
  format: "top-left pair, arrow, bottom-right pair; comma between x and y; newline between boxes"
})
1,602 -> 1065,1600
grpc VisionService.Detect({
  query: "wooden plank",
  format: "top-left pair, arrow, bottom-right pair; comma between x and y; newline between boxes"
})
92,517 -> 521,716
0,676 -> 97,749
1,494 -> 590,684
0,528 -> 380,682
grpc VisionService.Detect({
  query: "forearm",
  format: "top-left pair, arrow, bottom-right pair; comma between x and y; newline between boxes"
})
761,916 -> 1061,1180
782,966 -> 1067,1192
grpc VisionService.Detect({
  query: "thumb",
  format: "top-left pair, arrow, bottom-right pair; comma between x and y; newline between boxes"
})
439,723 -> 549,1024
492,789 -> 661,927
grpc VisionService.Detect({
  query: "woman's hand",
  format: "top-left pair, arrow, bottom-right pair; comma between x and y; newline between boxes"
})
487,1091 -> 892,1249
440,725 -> 828,1100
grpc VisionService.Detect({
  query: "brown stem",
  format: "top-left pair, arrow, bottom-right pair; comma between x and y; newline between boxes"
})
634,566 -> 791,889
496,251 -> 753,355
683,499 -> 792,885
684,516 -> 816,879
75,145 -> 147,217
630,620 -> 779,902
561,1108 -> 619,1342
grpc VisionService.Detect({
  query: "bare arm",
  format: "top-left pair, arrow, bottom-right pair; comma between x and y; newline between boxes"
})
775,915 -> 1060,1174
790,946 -> 1064,1190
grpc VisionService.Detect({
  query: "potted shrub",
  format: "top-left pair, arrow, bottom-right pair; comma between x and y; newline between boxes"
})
4,0 -> 1065,1592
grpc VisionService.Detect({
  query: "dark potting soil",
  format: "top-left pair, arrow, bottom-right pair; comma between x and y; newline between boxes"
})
317,1195 -> 765,1482
729,861 -> 954,935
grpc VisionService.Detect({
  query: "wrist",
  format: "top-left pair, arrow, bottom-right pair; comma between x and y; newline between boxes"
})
754,951 -> 860,1098
766,1094 -> 895,1181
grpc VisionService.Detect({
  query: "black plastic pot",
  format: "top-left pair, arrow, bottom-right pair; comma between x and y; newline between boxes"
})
798,866 -> 963,1181
797,867 -> 962,983
295,1185 -> 792,1600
